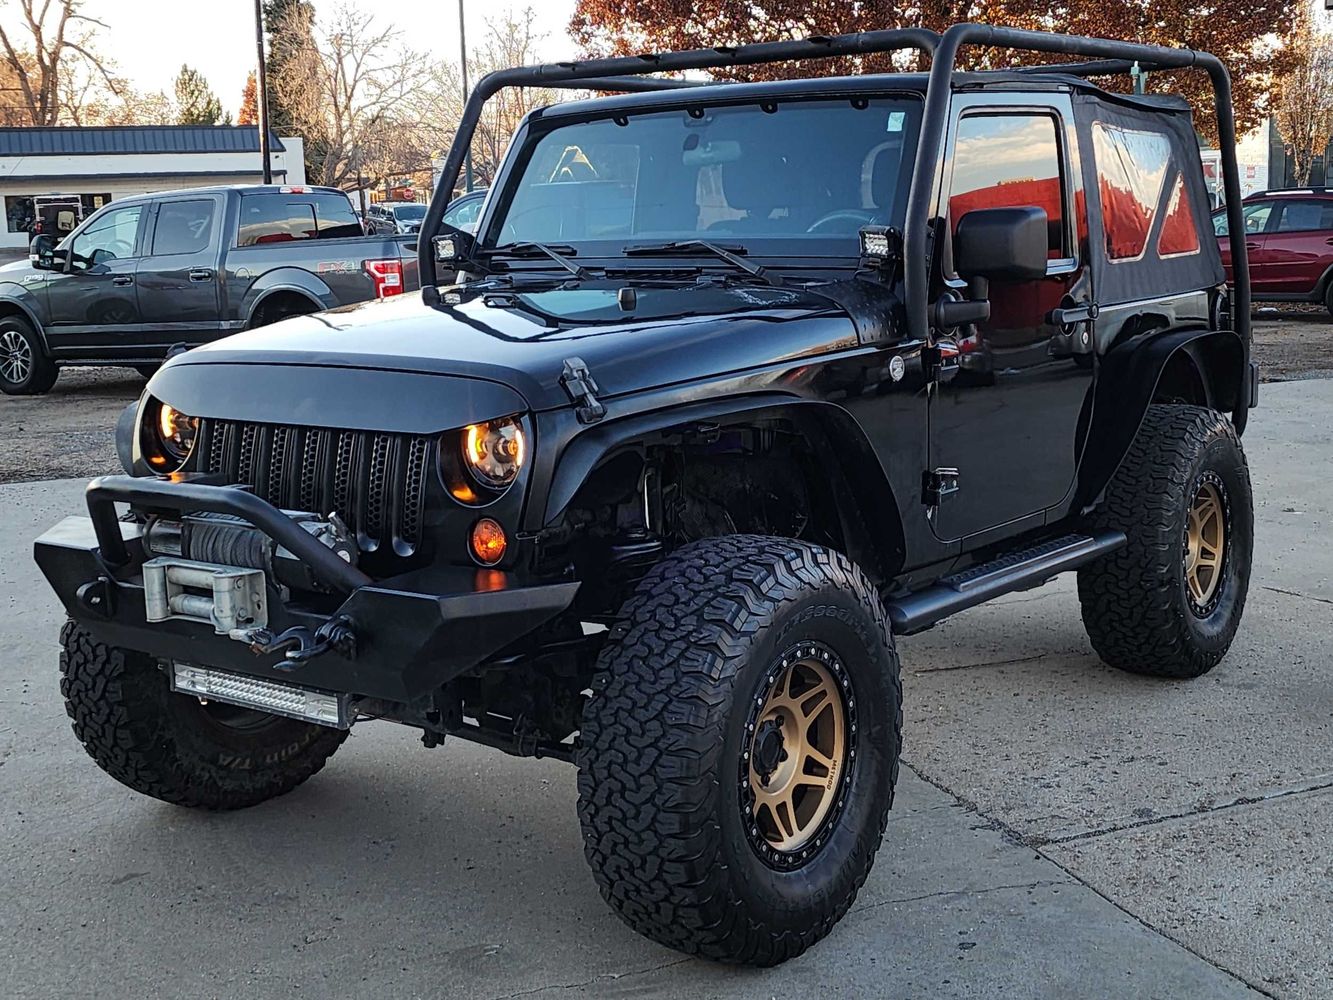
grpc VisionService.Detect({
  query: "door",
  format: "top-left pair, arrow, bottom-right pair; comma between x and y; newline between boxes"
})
135,195 -> 224,350
928,104 -> 1093,541
43,202 -> 147,360
1215,200 -> 1278,292
1261,199 -> 1333,297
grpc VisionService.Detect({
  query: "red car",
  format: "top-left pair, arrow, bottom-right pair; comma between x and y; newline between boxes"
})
1215,188 -> 1333,315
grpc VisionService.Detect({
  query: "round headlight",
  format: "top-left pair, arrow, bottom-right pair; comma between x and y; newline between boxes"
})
145,399 -> 199,469
461,416 -> 525,489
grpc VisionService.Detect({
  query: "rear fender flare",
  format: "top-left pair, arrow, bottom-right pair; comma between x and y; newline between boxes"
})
242,269 -> 335,327
1076,327 -> 1245,510
541,395 -> 907,581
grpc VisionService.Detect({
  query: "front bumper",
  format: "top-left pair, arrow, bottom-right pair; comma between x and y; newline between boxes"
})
34,476 -> 580,703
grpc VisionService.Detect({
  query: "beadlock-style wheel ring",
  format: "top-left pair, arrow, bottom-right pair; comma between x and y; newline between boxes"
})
740,641 -> 857,871
1184,471 -> 1230,617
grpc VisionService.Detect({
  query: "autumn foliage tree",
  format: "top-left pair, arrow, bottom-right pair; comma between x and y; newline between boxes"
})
570,0 -> 1298,139
1272,9 -> 1333,186
238,71 -> 259,126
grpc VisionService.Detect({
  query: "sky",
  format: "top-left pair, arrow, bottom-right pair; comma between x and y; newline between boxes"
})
39,0 -> 580,118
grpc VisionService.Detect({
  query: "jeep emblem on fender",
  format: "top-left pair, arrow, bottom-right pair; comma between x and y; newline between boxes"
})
889,355 -> 906,382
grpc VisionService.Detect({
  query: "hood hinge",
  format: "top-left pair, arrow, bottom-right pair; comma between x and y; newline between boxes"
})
560,357 -> 606,424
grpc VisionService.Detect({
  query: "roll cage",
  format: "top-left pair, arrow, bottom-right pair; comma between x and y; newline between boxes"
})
419,22 -> 1250,394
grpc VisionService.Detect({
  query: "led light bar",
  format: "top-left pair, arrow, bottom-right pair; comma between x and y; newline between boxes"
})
172,663 -> 352,729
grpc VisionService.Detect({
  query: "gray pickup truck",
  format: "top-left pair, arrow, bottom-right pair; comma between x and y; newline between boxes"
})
0,184 -> 419,394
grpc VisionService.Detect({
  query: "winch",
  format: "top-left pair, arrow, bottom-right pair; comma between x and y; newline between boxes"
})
143,510 -> 357,595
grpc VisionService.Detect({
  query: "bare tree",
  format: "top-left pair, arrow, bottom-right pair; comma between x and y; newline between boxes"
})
269,2 -> 423,188
0,0 -> 119,126
1273,12 -> 1333,186
464,8 -> 571,189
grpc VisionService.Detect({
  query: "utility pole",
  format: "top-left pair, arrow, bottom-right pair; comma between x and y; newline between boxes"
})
459,0 -> 474,193
254,0 -> 273,184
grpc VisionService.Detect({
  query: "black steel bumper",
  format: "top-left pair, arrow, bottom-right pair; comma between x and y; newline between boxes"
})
34,476 -> 580,703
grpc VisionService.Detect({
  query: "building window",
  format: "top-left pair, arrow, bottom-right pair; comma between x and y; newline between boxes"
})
5,196 -> 34,234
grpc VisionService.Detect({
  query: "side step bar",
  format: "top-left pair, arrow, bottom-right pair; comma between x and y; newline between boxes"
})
885,531 -> 1126,635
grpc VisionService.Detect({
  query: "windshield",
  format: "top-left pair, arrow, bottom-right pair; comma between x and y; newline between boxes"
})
394,204 -> 427,221
486,96 -> 922,259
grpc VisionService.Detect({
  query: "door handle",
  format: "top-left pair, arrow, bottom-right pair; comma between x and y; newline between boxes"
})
111,275 -> 134,286
1324,237 -> 1333,246
1244,242 -> 1262,251
188,268 -> 214,281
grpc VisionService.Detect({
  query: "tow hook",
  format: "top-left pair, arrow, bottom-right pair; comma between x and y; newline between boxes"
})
235,614 -> 357,668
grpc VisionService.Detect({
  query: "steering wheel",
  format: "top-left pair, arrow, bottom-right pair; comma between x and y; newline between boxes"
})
89,240 -> 133,264
805,210 -> 875,235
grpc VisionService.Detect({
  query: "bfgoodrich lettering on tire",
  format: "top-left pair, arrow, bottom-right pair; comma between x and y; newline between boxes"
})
1078,404 -> 1253,678
60,621 -> 347,809
575,535 -> 902,965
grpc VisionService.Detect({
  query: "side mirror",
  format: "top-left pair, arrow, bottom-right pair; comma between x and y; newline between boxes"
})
29,233 -> 61,271
954,206 -> 1049,283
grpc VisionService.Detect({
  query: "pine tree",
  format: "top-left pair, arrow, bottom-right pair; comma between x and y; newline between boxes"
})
174,64 -> 224,125
238,71 -> 258,125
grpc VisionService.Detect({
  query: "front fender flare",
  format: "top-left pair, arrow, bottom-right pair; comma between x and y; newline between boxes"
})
539,394 -> 907,580
1076,327 -> 1246,510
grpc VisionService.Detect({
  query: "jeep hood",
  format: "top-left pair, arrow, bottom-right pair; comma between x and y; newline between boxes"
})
168,283 -> 860,417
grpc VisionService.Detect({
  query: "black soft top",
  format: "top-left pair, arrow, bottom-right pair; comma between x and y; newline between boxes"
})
529,70 -> 1192,121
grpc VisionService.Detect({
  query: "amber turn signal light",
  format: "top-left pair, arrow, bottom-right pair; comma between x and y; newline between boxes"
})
469,517 -> 507,566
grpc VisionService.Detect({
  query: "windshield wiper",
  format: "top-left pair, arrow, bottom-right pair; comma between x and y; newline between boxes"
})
623,240 -> 784,287
486,241 -> 590,279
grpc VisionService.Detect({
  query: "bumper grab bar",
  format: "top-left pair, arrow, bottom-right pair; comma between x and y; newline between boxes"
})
85,475 -> 373,594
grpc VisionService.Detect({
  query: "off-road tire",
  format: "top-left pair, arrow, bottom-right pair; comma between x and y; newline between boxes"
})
1078,404 -> 1253,678
576,535 -> 902,965
0,315 -> 57,395
60,621 -> 347,809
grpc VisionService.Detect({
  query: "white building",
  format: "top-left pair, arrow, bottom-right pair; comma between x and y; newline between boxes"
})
0,125 -> 305,249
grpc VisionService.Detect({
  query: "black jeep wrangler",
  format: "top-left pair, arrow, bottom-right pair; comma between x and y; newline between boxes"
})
36,24 -> 1257,965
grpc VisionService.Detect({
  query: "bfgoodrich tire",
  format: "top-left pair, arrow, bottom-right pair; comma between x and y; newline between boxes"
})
576,535 -> 902,965
0,315 -> 57,395
60,622 -> 347,809
1078,404 -> 1253,678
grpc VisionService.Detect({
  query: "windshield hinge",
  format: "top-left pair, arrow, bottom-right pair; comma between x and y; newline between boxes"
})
560,357 -> 606,424
923,467 -> 960,510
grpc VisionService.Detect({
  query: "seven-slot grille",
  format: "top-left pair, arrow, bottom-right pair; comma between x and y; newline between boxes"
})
198,420 -> 434,555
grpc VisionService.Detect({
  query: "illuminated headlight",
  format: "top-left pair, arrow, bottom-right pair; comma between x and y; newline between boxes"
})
462,416 -> 526,490
142,397 -> 199,471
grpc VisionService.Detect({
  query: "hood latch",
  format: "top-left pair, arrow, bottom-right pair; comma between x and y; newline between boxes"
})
560,357 -> 606,424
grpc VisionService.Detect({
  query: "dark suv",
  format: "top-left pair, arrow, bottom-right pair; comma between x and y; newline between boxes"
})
1215,188 -> 1333,315
35,24 -> 1256,965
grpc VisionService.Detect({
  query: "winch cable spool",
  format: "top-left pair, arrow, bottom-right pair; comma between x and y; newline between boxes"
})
143,512 -> 357,594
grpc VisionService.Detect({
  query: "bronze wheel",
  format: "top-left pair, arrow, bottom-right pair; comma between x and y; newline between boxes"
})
742,642 -> 855,869
1184,472 -> 1229,615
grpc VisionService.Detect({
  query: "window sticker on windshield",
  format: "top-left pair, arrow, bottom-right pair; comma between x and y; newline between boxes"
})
886,111 -> 906,132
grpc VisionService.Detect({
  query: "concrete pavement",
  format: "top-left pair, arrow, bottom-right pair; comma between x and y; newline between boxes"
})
2,381 -> 1330,998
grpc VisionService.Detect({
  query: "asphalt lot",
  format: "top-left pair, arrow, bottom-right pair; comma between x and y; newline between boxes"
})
0,378 -> 1328,997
